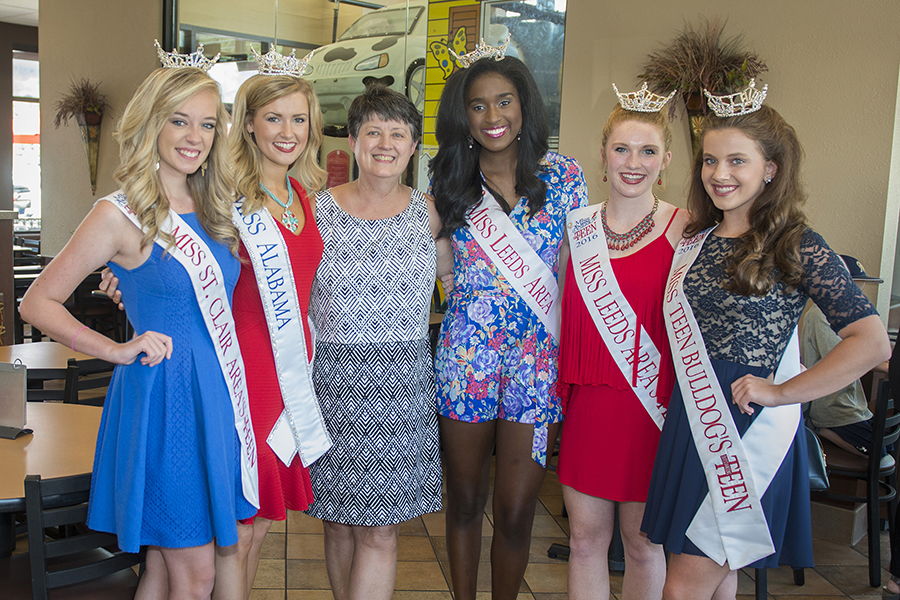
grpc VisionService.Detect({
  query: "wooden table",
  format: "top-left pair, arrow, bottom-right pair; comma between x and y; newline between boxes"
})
0,403 -> 102,557
0,342 -> 100,381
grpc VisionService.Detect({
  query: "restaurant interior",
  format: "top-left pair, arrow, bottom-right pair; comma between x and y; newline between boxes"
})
1,0 -> 900,598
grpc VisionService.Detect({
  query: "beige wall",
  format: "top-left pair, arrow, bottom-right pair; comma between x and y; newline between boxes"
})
40,0 -> 162,255
559,0 -> 900,318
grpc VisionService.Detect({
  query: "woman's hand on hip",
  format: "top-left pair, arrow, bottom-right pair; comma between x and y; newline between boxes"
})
731,373 -> 779,415
112,331 -> 173,366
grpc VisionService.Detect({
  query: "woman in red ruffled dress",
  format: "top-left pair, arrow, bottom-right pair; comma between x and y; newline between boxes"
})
557,86 -> 688,600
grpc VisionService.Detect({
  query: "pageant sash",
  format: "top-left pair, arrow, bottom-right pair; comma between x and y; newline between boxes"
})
466,189 -> 560,341
663,227 -> 800,569
232,199 -> 332,468
684,332 -> 801,568
566,204 -> 665,429
101,191 -> 259,508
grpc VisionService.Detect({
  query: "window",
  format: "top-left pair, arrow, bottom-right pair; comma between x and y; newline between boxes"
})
12,50 -> 40,219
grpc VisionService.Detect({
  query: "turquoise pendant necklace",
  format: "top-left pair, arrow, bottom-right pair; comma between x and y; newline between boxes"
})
261,175 -> 299,233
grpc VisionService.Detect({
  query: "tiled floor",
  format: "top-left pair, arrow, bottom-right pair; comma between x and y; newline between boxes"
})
246,458 -> 897,600
9,448 -> 893,599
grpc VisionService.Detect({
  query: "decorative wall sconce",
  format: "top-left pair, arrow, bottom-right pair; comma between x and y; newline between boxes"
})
53,79 -> 109,195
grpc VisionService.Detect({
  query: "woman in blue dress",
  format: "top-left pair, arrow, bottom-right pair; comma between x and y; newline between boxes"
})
640,91 -> 891,599
21,65 -> 256,599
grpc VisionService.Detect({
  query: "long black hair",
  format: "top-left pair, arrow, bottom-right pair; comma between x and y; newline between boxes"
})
430,56 -> 549,236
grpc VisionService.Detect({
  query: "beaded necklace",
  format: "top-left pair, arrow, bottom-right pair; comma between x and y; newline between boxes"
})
601,197 -> 659,251
261,175 -> 299,233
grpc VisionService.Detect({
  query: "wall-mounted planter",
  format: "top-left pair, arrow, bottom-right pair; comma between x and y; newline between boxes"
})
75,112 -> 102,194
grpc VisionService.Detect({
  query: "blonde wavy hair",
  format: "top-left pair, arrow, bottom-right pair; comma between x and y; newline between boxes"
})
684,105 -> 808,296
229,74 -> 326,214
113,67 -> 239,254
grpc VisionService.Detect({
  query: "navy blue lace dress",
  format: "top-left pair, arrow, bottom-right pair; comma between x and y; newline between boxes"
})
641,229 -> 877,568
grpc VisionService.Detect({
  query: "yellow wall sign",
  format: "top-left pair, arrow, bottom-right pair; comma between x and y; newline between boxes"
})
423,0 -> 482,150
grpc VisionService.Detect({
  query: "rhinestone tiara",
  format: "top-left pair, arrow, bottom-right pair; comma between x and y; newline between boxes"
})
154,39 -> 220,72
251,46 -> 315,77
449,34 -> 510,69
704,79 -> 768,117
613,82 -> 677,113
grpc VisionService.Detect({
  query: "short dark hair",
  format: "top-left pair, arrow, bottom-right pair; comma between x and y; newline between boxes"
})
348,84 -> 421,140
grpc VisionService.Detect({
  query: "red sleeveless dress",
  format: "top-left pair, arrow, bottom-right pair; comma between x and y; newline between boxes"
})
557,211 -> 678,502
232,178 -> 322,521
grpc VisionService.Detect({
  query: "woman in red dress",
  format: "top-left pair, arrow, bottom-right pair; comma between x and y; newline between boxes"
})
225,60 -> 329,598
557,86 -> 688,600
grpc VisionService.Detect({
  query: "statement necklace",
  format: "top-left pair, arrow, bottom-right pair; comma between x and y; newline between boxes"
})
601,197 -> 659,251
261,175 -> 299,233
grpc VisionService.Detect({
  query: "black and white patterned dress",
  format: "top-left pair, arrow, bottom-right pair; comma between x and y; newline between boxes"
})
305,188 -> 443,526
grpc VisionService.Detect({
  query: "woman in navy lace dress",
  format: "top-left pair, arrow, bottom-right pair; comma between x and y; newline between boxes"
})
641,98 -> 890,600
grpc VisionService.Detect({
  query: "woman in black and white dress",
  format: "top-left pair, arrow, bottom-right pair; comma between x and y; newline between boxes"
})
304,85 -> 452,600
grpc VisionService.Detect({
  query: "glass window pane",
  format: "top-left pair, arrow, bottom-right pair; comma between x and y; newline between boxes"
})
482,0 -> 566,144
13,101 -> 41,217
338,5 -> 424,40
13,51 -> 39,99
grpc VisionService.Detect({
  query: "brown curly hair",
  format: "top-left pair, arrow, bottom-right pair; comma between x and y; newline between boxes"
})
684,105 -> 808,296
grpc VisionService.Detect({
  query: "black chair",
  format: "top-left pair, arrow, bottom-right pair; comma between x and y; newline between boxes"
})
26,363 -> 79,403
71,273 -> 121,342
63,358 -> 114,407
819,378 -> 900,587
0,473 -> 143,600
13,236 -> 40,259
753,566 -> 806,599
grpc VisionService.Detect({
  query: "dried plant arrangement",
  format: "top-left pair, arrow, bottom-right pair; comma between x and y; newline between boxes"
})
54,78 -> 109,193
639,17 -> 768,117
53,78 -> 109,128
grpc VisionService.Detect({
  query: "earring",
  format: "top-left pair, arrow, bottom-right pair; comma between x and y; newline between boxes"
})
657,176 -> 663,186
603,170 -> 608,183
765,176 -> 772,184
201,160 -> 208,177
517,130 -> 521,141
467,135 -> 473,150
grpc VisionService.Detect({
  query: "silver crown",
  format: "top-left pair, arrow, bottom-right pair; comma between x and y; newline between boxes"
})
154,39 -> 220,72
449,34 -> 510,68
613,82 -> 676,113
251,46 -> 315,77
704,79 -> 768,117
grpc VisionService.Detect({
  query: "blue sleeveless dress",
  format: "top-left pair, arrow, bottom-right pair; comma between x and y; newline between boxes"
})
86,213 -> 256,553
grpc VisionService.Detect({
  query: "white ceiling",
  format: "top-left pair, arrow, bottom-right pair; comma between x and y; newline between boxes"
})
0,0 -> 38,27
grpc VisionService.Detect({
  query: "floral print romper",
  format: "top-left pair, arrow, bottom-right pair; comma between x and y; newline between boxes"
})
435,152 -> 589,465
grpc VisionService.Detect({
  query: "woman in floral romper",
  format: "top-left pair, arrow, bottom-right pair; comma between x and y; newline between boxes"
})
430,55 -> 588,599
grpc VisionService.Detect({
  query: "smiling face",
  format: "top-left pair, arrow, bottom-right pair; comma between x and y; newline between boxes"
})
247,91 -> 310,174
156,89 -> 218,180
349,116 -> 418,180
465,72 -> 522,158
603,119 -> 670,201
701,128 -> 777,226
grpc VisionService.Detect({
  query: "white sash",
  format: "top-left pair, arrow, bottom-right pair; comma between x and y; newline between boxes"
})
466,189 -> 560,341
664,227 -> 801,569
566,204 -> 665,429
232,199 -> 332,468
101,191 -> 259,508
